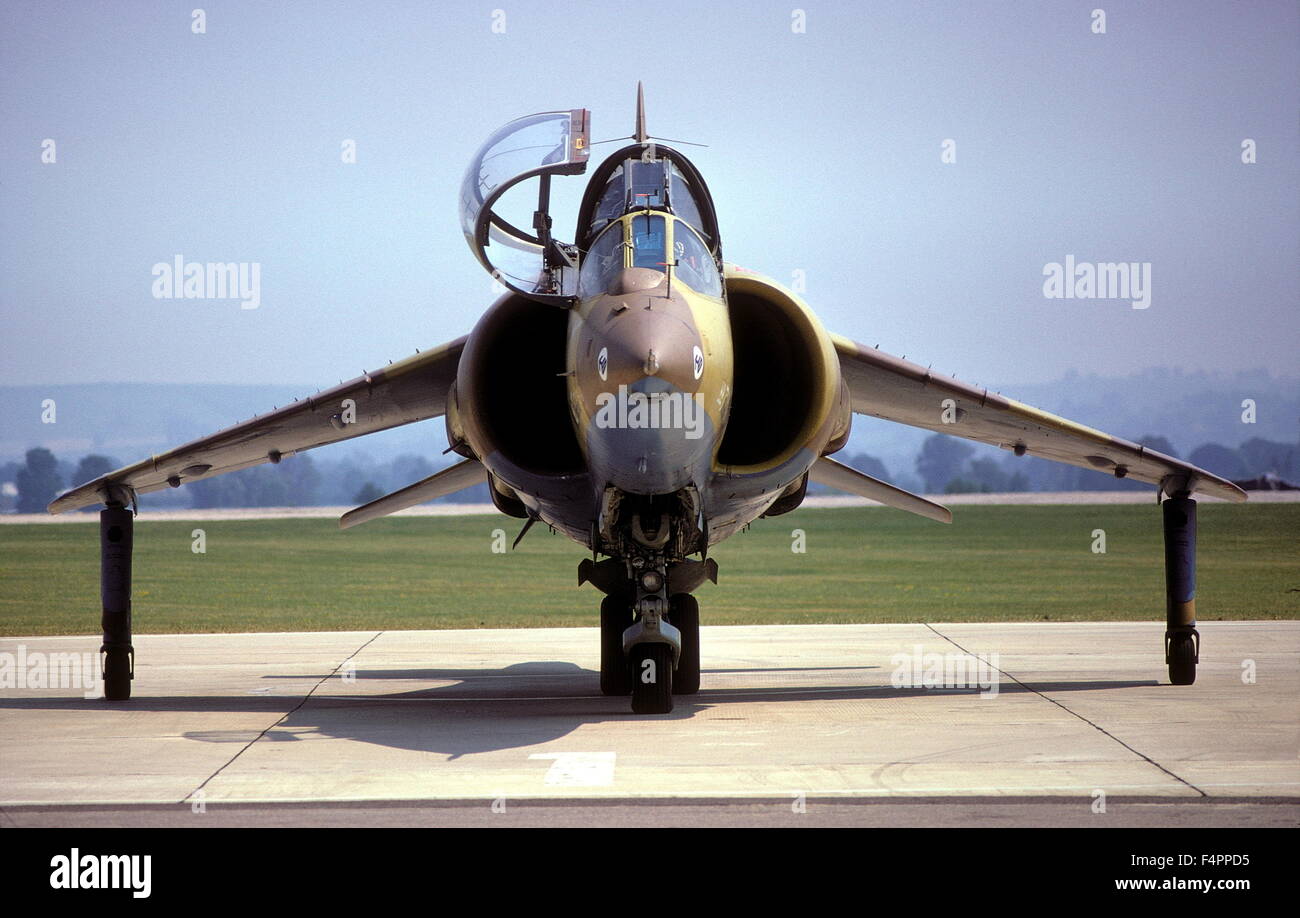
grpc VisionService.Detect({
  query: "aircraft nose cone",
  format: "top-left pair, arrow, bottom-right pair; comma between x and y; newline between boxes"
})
594,308 -> 700,395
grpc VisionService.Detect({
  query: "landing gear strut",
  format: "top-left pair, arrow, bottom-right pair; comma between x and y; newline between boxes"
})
100,503 -> 134,700
1162,491 -> 1198,686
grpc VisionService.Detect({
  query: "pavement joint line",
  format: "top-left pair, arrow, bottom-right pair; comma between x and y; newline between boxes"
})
922,622 -> 1209,798
179,630 -> 385,806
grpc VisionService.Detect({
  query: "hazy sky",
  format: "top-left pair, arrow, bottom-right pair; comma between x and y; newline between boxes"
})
2,0 -> 1296,389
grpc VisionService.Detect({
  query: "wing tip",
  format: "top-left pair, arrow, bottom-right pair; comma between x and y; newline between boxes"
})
46,490 -> 86,515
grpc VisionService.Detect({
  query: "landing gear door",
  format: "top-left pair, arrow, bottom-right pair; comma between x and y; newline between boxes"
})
459,109 -> 591,306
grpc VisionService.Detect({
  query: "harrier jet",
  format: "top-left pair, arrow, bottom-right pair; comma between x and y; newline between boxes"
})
50,86 -> 1246,713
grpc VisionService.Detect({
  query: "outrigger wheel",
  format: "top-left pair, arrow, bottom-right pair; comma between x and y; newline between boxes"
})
103,648 -> 133,700
1167,631 -> 1198,686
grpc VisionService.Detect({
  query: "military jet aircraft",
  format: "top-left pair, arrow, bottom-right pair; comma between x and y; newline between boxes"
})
50,86 -> 1246,714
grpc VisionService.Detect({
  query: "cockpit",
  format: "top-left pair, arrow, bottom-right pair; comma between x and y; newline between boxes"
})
580,151 -> 717,250
574,144 -> 723,300
458,104 -> 722,308
579,212 -> 723,299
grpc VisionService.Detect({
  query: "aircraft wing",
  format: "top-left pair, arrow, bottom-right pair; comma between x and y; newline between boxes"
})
48,336 -> 467,513
831,334 -> 1247,503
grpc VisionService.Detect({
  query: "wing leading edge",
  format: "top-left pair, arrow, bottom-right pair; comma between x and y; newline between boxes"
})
831,335 -> 1246,504
47,336 -> 467,514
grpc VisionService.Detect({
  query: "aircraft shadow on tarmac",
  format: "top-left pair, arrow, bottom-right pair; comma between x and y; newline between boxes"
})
0,662 -> 1160,758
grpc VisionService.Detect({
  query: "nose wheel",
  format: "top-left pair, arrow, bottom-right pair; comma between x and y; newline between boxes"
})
630,643 -> 674,714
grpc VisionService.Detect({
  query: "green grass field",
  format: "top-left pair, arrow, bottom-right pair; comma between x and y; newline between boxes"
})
0,504 -> 1295,635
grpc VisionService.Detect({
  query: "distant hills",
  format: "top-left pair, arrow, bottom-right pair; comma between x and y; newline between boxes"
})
1,382 -> 381,461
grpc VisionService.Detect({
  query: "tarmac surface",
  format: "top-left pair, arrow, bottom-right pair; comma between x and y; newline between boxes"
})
2,623 -> 1297,827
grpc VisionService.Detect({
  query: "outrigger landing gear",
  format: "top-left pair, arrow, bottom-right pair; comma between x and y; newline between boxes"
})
99,501 -> 134,700
1161,490 -> 1199,686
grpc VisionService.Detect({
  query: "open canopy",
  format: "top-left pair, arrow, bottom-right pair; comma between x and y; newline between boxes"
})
459,109 -> 591,305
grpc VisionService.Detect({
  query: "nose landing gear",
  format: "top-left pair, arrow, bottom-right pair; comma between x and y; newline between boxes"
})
583,554 -> 712,714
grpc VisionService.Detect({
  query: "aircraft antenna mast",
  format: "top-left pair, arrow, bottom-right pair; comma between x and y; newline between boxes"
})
634,81 -> 648,143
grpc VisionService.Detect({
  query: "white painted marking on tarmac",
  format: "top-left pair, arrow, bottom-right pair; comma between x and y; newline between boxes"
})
529,752 -> 617,787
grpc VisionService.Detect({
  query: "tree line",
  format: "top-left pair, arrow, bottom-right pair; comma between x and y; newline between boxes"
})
1,448 -> 490,512
894,433 -> 1297,495
4,435 -> 1296,512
